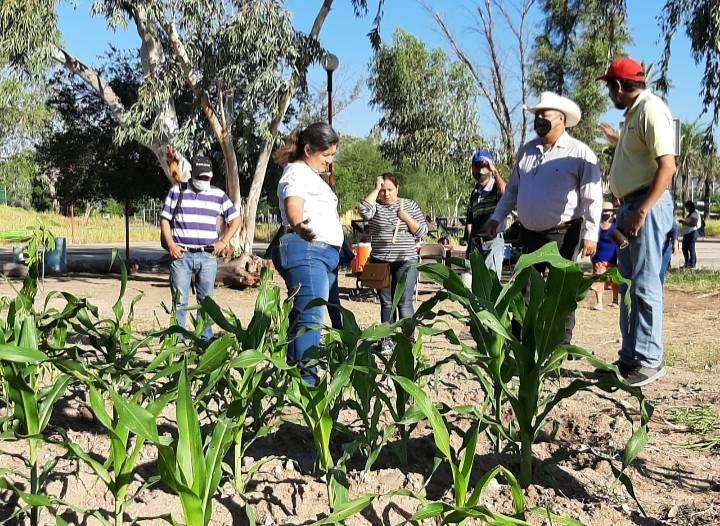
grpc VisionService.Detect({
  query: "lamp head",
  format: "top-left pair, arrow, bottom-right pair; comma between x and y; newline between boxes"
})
322,53 -> 339,72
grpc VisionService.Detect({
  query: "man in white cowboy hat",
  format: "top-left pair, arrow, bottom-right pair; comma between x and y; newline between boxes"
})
486,91 -> 603,343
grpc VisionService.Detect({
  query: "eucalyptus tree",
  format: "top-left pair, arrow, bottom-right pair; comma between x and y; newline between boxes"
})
530,0 -> 630,146
369,29 -> 480,215
0,0 -> 383,253
659,0 -> 720,135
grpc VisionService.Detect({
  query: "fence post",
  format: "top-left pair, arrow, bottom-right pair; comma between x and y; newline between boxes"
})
70,204 -> 77,244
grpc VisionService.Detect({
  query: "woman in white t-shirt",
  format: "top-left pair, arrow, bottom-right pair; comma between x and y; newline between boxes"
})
272,122 -> 343,384
680,200 -> 701,269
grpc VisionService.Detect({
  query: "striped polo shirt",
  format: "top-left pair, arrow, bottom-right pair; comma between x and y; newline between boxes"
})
358,198 -> 428,262
161,184 -> 239,248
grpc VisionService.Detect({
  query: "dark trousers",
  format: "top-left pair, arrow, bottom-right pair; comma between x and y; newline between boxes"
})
682,230 -> 698,268
517,220 -> 583,344
371,257 -> 420,323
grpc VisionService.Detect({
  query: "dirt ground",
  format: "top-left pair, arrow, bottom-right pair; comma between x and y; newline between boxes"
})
0,271 -> 718,526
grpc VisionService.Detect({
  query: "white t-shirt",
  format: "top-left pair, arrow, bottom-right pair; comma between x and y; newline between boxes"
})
277,161 -> 344,247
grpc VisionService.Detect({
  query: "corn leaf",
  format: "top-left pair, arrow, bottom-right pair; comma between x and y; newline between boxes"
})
0,345 -> 48,363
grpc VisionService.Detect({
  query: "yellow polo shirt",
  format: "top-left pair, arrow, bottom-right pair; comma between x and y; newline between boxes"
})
608,90 -> 675,198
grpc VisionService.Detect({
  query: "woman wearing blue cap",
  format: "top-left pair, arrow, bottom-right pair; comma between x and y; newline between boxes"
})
463,150 -> 506,281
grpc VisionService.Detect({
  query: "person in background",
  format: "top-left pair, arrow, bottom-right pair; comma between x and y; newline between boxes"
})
463,150 -> 506,282
272,122 -> 343,384
358,174 -> 428,352
486,91 -> 603,344
660,221 -> 679,284
160,155 -> 241,341
590,202 -> 620,310
598,56 -> 676,386
680,200 -> 701,269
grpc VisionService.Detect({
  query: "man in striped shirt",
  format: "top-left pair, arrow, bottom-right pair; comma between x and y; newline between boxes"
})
160,155 -> 241,340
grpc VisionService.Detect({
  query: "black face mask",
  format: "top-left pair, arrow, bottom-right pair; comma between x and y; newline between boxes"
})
534,116 -> 553,137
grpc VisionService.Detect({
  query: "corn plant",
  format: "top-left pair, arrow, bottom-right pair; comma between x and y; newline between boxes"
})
416,243 -> 652,492
156,364 -> 235,526
0,229 -> 74,525
198,269 -> 295,498
59,380 -> 173,526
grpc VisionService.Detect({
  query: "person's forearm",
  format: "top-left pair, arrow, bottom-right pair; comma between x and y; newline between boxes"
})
160,219 -> 174,246
222,217 -> 242,242
404,216 -> 421,235
493,170 -> 506,194
639,157 -> 675,214
285,197 -> 305,228
364,188 -> 380,203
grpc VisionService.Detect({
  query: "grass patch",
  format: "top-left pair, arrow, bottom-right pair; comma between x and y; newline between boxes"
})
664,341 -> 720,369
0,205 -> 158,244
705,219 -> 720,237
668,405 -> 720,450
664,268 -> 720,292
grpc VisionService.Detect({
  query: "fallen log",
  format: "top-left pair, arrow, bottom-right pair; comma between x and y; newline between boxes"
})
0,262 -> 28,279
215,253 -> 273,289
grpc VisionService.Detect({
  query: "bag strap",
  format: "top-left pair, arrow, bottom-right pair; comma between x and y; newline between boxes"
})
170,183 -> 187,226
391,199 -> 404,243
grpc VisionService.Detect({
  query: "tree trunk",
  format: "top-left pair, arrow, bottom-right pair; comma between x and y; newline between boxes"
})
239,0 -> 335,255
703,175 -> 711,224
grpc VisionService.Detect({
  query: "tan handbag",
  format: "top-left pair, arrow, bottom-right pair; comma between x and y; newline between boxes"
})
360,262 -> 391,289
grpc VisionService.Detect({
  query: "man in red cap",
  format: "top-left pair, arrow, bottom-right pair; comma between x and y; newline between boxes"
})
598,57 -> 676,387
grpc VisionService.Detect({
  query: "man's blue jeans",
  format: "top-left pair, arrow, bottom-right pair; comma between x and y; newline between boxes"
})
170,251 -> 217,340
274,233 -> 340,383
616,190 -> 673,368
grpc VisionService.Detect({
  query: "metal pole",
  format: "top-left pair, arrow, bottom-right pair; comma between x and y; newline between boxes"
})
69,204 -> 77,244
125,198 -> 130,261
327,69 -> 335,190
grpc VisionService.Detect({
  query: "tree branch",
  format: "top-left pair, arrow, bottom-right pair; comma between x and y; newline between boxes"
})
158,13 -> 226,142
50,45 -> 126,121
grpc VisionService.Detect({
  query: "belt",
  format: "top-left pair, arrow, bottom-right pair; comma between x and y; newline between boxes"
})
620,186 -> 650,203
182,246 -> 214,253
280,230 -> 340,251
533,217 -> 582,235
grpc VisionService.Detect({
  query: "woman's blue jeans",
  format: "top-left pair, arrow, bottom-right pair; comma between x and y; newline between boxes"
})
274,234 -> 339,383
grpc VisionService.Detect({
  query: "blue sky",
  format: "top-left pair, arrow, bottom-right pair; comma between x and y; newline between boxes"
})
57,0 -> 709,139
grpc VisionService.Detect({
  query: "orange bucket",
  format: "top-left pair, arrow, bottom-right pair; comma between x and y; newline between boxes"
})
351,243 -> 372,274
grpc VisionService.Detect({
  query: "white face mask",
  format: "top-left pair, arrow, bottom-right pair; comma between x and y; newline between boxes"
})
192,179 -> 211,192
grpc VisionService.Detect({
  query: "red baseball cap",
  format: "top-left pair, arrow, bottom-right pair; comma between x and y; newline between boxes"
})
597,57 -> 646,82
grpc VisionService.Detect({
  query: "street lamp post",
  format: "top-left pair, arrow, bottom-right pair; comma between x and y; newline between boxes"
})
321,53 -> 339,188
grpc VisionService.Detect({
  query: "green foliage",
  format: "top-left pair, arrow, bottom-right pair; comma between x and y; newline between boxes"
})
36,52 -> 167,209
530,0 -> 630,147
334,135 -> 392,213
416,244 -> 651,493
0,227 -> 652,524
0,151 -> 39,209
659,0 -> 720,129
668,405 -> 720,450
369,28 -> 479,212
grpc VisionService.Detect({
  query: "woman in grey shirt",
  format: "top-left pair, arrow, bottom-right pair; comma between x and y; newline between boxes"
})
358,174 -> 428,328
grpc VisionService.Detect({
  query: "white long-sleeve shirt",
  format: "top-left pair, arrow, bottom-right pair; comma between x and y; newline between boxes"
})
490,132 -> 603,242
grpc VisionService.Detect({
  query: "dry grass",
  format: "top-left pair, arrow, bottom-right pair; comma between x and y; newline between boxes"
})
0,205 -> 157,244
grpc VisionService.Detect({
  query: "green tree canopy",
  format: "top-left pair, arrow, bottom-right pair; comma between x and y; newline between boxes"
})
369,28 -> 480,217
530,0 -> 630,146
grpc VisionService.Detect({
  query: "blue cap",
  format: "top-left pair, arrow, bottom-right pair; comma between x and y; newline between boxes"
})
471,150 -> 493,164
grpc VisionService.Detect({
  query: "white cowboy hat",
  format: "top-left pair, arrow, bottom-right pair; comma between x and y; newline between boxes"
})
524,91 -> 582,128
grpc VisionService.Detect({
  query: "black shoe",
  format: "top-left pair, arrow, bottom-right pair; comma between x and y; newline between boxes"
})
594,360 -> 632,377
621,365 -> 667,387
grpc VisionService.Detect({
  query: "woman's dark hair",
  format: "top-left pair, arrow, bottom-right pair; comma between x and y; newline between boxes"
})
685,200 -> 696,213
380,173 -> 399,188
274,122 -> 339,166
